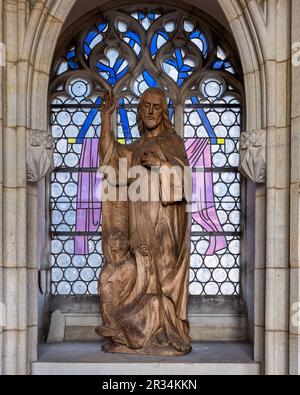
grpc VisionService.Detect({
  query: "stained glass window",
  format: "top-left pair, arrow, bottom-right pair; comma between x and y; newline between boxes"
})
50,6 -> 243,296
185,81 -> 241,295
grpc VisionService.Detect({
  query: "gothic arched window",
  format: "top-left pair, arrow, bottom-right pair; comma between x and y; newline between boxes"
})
49,5 -> 244,297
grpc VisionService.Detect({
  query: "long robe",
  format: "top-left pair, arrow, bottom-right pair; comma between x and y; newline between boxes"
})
100,129 -> 191,351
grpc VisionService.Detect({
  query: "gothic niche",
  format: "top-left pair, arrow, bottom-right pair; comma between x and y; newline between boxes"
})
49,6 -> 245,353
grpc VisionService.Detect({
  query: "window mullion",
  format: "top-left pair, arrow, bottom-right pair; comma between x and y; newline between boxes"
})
174,103 -> 184,137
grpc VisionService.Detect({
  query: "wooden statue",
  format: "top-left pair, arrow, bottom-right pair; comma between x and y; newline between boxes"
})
96,88 -> 192,356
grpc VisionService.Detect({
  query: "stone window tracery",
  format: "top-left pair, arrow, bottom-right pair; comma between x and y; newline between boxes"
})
49,5 -> 244,297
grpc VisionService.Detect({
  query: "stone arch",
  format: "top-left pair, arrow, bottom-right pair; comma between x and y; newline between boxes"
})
24,0 -> 267,369
1,0 -> 289,375
25,0 -> 268,183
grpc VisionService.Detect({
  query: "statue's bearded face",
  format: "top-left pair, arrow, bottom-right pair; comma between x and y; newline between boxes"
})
141,92 -> 163,131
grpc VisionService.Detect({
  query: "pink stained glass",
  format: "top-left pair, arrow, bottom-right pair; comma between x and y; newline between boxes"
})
75,138 -> 102,255
185,138 -> 227,255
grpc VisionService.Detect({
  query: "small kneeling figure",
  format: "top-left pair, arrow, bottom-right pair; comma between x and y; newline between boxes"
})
96,231 -> 163,352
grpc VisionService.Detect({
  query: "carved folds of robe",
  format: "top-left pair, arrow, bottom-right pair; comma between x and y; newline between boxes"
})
99,129 -> 192,355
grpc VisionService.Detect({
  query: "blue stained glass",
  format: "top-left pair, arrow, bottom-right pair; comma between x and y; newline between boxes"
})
123,31 -> 142,57
189,31 -> 199,39
125,31 -> 141,45
225,66 -> 236,75
67,50 -> 76,60
164,49 -> 195,87
136,12 -> 160,21
76,97 -> 102,144
212,47 -> 236,74
132,12 -> 161,30
212,59 -> 235,74
133,70 -> 159,96
83,22 -> 108,58
168,99 -> 174,122
148,13 -> 156,20
84,32 -> 102,56
191,96 -> 217,144
189,31 -> 209,57
144,70 -> 158,88
66,49 -> 79,70
98,22 -> 108,32
213,60 -> 224,70
97,57 -> 128,86
84,44 -> 91,56
69,62 -> 79,70
150,30 -> 170,58
119,98 -> 133,143
86,31 -> 97,45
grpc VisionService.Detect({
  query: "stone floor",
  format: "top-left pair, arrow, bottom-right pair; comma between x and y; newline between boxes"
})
32,341 -> 261,375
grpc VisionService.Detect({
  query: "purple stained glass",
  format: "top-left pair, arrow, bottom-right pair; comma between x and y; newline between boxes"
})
75,138 -> 102,255
185,138 -> 227,255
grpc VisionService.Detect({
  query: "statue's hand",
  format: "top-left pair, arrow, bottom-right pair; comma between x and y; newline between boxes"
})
136,246 -> 154,275
141,150 -> 162,168
101,90 -> 116,119
136,245 -> 151,257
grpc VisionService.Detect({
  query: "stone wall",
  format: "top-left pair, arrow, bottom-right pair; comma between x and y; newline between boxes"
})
290,0 -> 300,376
0,0 -> 299,375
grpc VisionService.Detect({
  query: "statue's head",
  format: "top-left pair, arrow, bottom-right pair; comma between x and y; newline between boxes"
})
137,88 -> 172,136
108,231 -> 130,263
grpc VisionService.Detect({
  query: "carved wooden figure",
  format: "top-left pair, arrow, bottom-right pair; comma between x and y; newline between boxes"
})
97,88 -> 192,356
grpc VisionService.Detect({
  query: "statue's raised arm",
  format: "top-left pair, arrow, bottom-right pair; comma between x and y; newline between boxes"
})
100,90 -> 116,158
97,88 -> 192,356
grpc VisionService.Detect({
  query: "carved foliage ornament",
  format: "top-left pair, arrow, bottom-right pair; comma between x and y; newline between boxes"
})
239,129 -> 266,183
27,130 -> 54,183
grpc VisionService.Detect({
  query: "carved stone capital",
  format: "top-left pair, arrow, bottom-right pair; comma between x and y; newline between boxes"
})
28,129 -> 53,149
239,129 -> 266,184
27,130 -> 55,183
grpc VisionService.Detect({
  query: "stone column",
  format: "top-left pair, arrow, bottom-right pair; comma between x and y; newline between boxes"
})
26,182 -> 39,372
219,0 -> 293,374
1,0 -> 28,375
0,0 -> 77,375
264,0 -> 291,375
290,0 -> 300,376
22,0 -> 73,374
254,184 -> 266,365
0,0 -> 67,375
0,0 -> 3,376
218,0 -> 268,368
